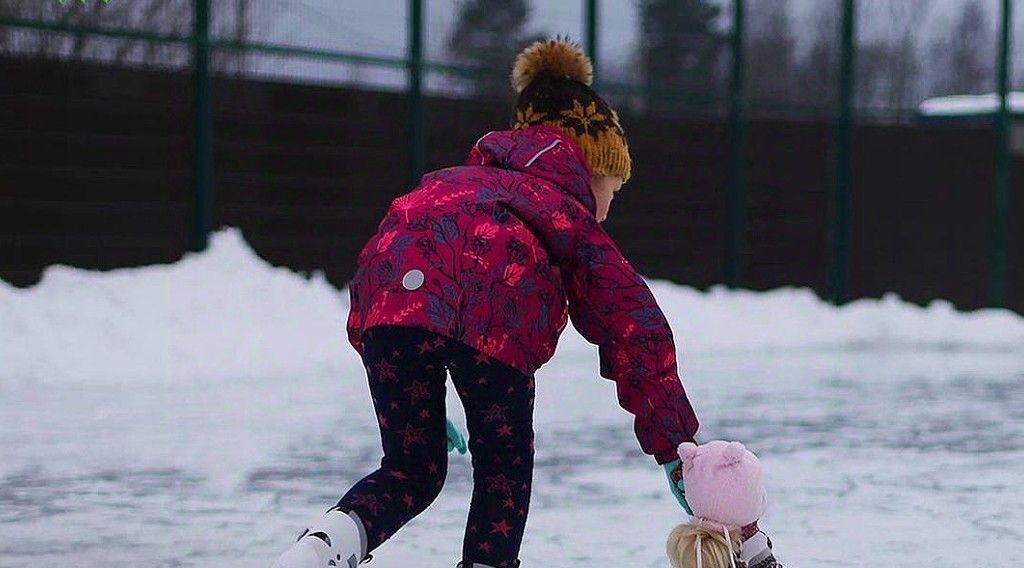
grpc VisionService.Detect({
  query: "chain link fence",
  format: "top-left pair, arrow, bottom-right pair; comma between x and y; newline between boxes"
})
0,0 -> 1019,306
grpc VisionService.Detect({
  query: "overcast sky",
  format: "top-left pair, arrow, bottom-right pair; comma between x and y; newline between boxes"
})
250,1 -> 1020,93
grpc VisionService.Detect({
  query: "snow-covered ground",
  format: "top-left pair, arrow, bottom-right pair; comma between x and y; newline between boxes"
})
2,229 -> 1023,567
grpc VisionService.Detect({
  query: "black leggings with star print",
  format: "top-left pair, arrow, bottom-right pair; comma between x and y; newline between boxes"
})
336,326 -> 534,568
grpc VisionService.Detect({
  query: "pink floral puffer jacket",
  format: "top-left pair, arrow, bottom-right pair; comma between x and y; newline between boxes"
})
347,124 -> 698,462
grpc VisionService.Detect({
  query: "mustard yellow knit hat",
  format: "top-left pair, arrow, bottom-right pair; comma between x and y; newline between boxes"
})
510,39 -> 631,182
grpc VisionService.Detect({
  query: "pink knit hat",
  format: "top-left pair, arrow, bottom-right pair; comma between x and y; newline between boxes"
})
678,440 -> 767,528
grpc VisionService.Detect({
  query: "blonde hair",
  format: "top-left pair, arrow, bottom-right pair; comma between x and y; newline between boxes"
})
666,520 -> 742,568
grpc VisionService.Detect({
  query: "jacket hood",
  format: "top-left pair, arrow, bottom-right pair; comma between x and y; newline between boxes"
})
467,125 -> 596,215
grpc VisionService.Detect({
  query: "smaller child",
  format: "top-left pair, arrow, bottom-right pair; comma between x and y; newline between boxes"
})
667,441 -> 783,568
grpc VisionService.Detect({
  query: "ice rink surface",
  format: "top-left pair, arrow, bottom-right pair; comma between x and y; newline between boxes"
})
2,230 -> 1022,566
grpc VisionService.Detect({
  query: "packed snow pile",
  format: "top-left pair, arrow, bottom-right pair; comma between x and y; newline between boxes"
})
646,280 -> 1024,355
0,229 -> 358,384
2,228 -> 1023,383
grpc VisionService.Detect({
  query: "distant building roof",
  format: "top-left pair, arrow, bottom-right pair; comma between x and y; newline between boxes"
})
918,93 -> 1024,118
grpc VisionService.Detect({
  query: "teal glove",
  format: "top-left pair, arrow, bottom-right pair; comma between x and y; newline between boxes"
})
663,459 -> 693,515
446,419 -> 468,454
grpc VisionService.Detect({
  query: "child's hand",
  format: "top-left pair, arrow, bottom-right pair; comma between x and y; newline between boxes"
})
663,459 -> 693,514
446,419 -> 468,454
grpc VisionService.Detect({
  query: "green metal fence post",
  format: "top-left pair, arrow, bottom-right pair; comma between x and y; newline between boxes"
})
830,0 -> 856,305
584,0 -> 598,78
725,0 -> 746,288
408,0 -> 425,187
992,0 -> 1013,307
190,0 -> 213,252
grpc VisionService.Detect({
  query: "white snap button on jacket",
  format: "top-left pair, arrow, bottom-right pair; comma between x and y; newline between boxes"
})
402,269 -> 425,290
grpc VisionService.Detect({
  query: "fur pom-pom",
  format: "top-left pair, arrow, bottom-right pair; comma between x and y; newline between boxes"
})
511,38 -> 593,93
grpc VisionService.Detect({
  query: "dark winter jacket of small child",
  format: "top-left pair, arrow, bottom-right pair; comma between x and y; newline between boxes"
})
346,124 -> 699,463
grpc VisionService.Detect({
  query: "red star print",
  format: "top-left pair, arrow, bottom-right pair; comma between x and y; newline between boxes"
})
402,494 -> 415,508
391,350 -> 401,357
473,351 -> 491,365
507,386 -> 515,394
428,462 -> 439,474
482,403 -> 507,423
416,340 -> 434,354
377,414 -> 389,429
389,470 -> 408,480
349,494 -> 383,515
390,402 -> 399,409
477,541 -> 492,553
525,378 -> 535,390
503,497 -> 516,509
485,473 -> 516,495
397,423 -> 427,449
496,424 -> 513,438
518,508 -> 525,517
432,337 -> 446,348
490,520 -> 513,537
512,456 -> 522,465
373,359 -> 399,383
403,380 -> 431,405
477,377 -> 488,385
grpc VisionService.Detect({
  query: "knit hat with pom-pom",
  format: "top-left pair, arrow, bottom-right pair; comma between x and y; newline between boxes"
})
511,38 -> 631,182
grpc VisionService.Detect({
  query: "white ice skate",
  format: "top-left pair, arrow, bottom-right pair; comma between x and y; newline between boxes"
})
272,507 -> 367,568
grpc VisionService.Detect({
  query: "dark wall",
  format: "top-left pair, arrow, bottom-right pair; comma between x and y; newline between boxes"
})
2,59 -> 192,276
2,58 -> 1021,314
850,125 -> 999,310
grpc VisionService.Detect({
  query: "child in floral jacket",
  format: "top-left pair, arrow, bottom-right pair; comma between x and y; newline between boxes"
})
274,40 -> 701,568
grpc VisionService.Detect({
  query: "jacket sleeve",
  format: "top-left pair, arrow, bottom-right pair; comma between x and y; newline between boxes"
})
499,172 -> 699,463
560,215 -> 700,464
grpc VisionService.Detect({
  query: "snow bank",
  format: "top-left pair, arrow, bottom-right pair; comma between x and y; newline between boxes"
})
0,229 -> 359,384
918,92 -> 1024,116
2,228 -> 1022,384
646,280 -> 1024,355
